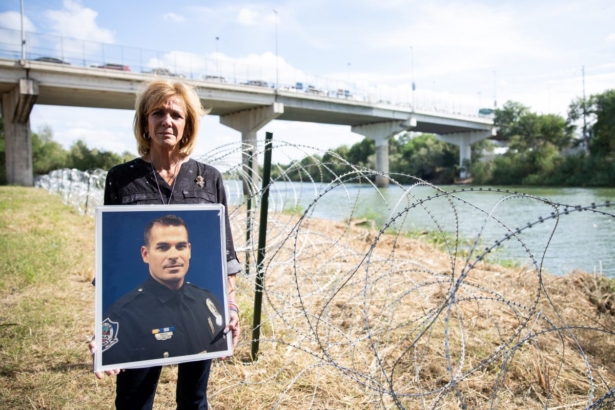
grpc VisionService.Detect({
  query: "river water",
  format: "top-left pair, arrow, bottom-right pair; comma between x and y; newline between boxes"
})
233,181 -> 615,277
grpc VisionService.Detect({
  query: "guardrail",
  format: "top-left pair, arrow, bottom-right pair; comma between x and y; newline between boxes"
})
0,26 -> 493,118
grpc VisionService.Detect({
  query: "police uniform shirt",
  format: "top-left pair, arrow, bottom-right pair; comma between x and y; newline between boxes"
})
102,276 -> 227,366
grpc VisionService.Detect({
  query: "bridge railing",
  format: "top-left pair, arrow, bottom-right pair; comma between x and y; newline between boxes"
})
0,27 -> 493,119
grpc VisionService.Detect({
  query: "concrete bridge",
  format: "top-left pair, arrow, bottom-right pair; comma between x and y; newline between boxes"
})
0,58 -> 495,187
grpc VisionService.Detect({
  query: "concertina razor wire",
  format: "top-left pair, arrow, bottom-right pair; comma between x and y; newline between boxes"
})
35,140 -> 615,409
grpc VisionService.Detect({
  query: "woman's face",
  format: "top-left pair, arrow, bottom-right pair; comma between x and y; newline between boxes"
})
145,96 -> 187,152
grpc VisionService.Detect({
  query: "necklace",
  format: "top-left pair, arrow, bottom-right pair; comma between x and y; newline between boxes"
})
150,160 -> 180,204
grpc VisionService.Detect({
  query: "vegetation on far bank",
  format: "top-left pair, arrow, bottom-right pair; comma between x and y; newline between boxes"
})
271,89 -> 615,187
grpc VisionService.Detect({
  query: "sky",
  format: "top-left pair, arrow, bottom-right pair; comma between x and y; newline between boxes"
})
0,0 -> 614,161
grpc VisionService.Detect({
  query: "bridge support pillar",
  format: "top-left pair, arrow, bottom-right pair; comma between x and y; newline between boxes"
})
2,79 -> 38,186
351,118 -> 416,187
220,103 -> 284,194
437,128 -> 496,179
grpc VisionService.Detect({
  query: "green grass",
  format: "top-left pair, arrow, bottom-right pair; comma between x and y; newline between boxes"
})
0,187 -> 94,289
0,186 -> 113,409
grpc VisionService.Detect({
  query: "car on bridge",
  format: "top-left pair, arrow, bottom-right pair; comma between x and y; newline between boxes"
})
33,57 -> 70,65
336,89 -> 352,98
202,75 -> 227,83
94,63 -> 131,71
146,67 -> 185,77
305,85 -> 326,96
242,80 -> 268,88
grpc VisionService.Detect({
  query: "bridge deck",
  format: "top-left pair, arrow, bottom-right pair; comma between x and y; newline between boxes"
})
0,58 -> 493,134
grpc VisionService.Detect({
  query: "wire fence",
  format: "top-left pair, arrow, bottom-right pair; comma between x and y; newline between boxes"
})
35,141 -> 615,409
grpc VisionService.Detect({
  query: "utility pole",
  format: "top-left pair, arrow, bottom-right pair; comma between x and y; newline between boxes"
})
493,70 -> 497,108
410,46 -> 415,109
216,37 -> 220,79
274,9 -> 278,90
582,65 -> 589,153
20,0 -> 25,64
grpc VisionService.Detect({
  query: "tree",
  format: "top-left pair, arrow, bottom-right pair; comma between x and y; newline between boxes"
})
568,89 -> 615,157
392,133 -> 458,183
495,101 -> 571,154
494,101 -> 530,141
32,125 -> 68,174
589,89 -> 615,156
66,139 -> 133,171
506,113 -> 571,153
567,96 -> 593,153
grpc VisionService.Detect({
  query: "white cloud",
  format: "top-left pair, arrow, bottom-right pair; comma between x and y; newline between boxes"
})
30,106 -> 136,154
0,11 -> 37,56
163,13 -> 185,23
237,8 -> 260,25
0,11 -> 36,32
45,0 -> 114,43
608,33 -> 615,42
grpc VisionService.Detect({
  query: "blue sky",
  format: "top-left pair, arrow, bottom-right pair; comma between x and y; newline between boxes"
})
1,0 -> 614,159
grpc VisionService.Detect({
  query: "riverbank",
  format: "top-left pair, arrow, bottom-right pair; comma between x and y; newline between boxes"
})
1,186 -> 615,408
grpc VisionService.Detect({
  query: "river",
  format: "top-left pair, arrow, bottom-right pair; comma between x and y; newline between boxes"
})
228,181 -> 615,277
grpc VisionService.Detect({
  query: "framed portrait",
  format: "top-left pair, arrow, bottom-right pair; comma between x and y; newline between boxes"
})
94,204 -> 232,372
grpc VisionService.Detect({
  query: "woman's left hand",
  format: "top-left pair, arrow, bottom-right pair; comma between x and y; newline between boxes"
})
225,310 -> 240,350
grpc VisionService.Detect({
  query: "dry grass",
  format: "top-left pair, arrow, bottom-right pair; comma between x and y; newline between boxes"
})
1,186 -> 615,409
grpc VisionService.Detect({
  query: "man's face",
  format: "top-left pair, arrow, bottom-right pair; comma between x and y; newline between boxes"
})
141,223 -> 191,290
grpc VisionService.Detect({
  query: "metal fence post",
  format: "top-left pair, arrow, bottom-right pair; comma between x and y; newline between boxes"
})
245,151 -> 253,275
251,132 -> 273,361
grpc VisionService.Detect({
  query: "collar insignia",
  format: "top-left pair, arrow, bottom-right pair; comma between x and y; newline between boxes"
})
195,176 -> 205,187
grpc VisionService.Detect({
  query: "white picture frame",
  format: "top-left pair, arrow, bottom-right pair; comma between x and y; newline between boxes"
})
94,204 -> 232,371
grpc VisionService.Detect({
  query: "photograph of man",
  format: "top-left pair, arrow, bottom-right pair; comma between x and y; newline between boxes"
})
101,214 -> 228,366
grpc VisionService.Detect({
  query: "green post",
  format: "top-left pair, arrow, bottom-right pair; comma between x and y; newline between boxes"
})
245,152 -> 253,274
251,132 -> 273,361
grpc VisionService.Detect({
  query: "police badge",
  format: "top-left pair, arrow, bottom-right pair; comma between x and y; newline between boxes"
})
101,318 -> 119,351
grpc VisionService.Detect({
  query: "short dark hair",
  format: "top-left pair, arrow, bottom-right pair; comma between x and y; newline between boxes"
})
143,215 -> 189,246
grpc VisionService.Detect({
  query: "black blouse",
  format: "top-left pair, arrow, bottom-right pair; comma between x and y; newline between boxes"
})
104,157 -> 241,274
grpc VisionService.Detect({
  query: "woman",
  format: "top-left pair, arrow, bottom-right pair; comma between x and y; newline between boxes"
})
92,79 -> 241,409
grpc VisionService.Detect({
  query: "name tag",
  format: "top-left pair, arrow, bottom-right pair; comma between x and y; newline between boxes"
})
152,327 -> 174,341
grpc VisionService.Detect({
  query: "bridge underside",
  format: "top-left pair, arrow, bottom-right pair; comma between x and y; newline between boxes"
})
0,58 -> 495,186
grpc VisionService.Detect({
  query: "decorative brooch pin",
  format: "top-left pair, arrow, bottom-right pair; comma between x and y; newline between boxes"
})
195,176 -> 204,188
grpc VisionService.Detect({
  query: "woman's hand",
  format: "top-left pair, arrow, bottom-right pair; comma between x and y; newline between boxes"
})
225,310 -> 241,351
89,339 -> 121,379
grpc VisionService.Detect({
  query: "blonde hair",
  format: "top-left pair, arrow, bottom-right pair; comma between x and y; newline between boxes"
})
133,79 -> 210,157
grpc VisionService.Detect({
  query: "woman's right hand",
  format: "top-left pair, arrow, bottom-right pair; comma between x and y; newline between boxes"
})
89,339 -> 121,379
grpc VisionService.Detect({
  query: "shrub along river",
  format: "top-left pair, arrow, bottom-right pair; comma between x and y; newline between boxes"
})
229,182 -> 615,277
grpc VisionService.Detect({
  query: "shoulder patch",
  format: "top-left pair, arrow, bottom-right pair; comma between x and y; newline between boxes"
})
101,318 -> 119,351
206,298 -> 223,326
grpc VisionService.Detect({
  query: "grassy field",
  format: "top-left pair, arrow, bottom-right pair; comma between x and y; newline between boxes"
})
0,186 -> 114,409
2,186 -> 615,409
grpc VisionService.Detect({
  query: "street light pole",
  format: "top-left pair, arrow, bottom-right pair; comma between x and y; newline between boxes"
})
582,65 -> 588,153
20,0 -> 25,63
347,62 -> 350,91
493,70 -> 497,108
216,36 -> 220,79
410,46 -> 415,109
274,9 -> 278,90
